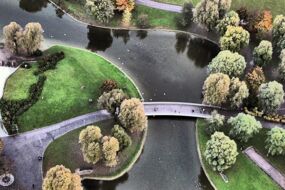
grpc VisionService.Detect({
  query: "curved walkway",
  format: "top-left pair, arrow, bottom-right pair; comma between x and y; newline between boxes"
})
136,0 -> 182,13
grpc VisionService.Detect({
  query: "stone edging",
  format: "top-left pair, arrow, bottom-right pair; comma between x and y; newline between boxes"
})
195,119 -> 218,190
48,0 -> 219,46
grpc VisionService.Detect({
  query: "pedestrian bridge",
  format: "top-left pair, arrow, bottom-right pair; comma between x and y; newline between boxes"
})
143,102 -> 223,119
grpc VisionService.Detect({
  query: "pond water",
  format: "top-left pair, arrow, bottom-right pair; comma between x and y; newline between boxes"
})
0,0 -> 220,189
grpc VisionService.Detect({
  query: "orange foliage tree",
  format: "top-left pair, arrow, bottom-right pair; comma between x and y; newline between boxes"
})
256,10 -> 273,33
116,0 -> 135,12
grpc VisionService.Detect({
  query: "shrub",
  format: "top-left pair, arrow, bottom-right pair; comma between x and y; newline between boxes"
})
202,73 -> 230,106
35,51 -> 65,75
178,3 -> 193,27
266,127 -> 285,156
102,136 -> 120,167
97,89 -> 128,114
208,50 -> 246,77
111,125 -> 132,150
85,0 -> 115,23
205,110 -> 225,135
216,11 -> 240,35
118,98 -> 147,133
228,113 -> 262,142
272,15 -> 285,53
228,77 -> 249,108
258,81 -> 284,114
136,14 -> 150,29
100,79 -> 118,93
253,40 -> 273,66
204,132 -> 238,172
43,165 -> 83,190
220,26 -> 250,52
79,125 -> 102,164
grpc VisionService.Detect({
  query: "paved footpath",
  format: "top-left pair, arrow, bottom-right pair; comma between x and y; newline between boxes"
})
136,0 -> 182,13
244,147 -> 285,189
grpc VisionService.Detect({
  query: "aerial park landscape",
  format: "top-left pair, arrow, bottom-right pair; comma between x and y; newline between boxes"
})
0,0 -> 285,190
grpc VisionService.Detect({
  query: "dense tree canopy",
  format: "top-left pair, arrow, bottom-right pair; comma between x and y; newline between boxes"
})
118,98 -> 147,133
216,10 -> 240,35
97,89 -> 128,114
79,125 -> 102,164
102,136 -> 120,167
228,113 -> 262,142
228,78 -> 249,108
246,66 -> 266,95
111,125 -> 132,150
253,40 -> 273,66
220,26 -> 250,52
85,0 -> 115,23
208,50 -> 246,77
43,165 -> 83,190
258,81 -> 284,114
204,132 -> 238,172
206,110 -> 225,135
3,22 -> 22,54
266,127 -> 285,156
272,15 -> 285,53
194,0 -> 231,31
202,73 -> 230,106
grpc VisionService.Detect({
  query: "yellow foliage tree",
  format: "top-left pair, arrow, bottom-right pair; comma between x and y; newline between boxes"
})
102,136 -> 120,167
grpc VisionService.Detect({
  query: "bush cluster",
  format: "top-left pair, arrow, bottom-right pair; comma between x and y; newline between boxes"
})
111,125 -> 132,150
35,51 -> 65,75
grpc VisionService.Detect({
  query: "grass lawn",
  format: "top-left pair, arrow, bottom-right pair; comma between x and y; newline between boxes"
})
43,119 -> 146,179
196,119 -> 282,190
3,45 -> 140,132
156,0 -> 285,16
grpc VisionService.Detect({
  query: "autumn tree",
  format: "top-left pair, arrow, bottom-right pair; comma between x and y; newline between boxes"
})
102,136 -> 120,167
205,110 -> 225,135
115,0 -> 134,12
3,22 -> 22,54
255,10 -> 273,36
272,15 -> 285,53
228,77 -> 249,108
97,89 -> 128,114
43,165 -> 83,190
194,0 -> 232,31
258,81 -> 284,114
79,125 -> 102,164
220,26 -> 250,52
228,113 -> 262,142
266,127 -> 285,156
204,132 -> 238,172
111,125 -> 132,150
202,73 -> 230,106
208,50 -> 246,77
122,8 -> 132,27
118,98 -> 147,133
216,10 -> 240,35
245,66 -> 266,95
253,40 -> 273,66
100,79 -> 118,93
278,49 -> 285,80
85,0 -> 115,23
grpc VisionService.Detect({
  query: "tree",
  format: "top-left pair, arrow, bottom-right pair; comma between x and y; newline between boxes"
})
118,98 -> 147,133
272,15 -> 285,53
228,113 -> 262,142
204,132 -> 238,172
178,3 -> 194,27
85,0 -> 115,23
253,40 -> 273,66
97,89 -> 128,114
202,73 -> 230,106
266,127 -> 285,156
111,125 -> 132,150
100,79 -> 118,93
228,77 -> 249,108
136,14 -> 150,29
278,49 -> 285,80
115,0 -> 134,11
208,50 -> 246,77
258,81 -> 284,114
122,9 -> 132,27
205,110 -> 225,135
194,0 -> 232,31
3,22 -> 22,54
0,139 -> 4,154
245,66 -> 266,95
255,10 -> 273,37
43,165 -> 83,190
216,10 -> 240,35
79,125 -> 102,164
102,136 -> 120,167
220,26 -> 250,52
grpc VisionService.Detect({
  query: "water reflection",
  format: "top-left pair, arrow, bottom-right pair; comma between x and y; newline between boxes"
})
19,0 -> 48,12
82,173 -> 129,190
87,26 -> 113,52
55,8 -> 65,18
112,30 -> 130,44
136,30 -> 148,40
175,33 -> 190,54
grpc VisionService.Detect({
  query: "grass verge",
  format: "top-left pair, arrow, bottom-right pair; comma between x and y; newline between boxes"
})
196,119 -> 282,190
